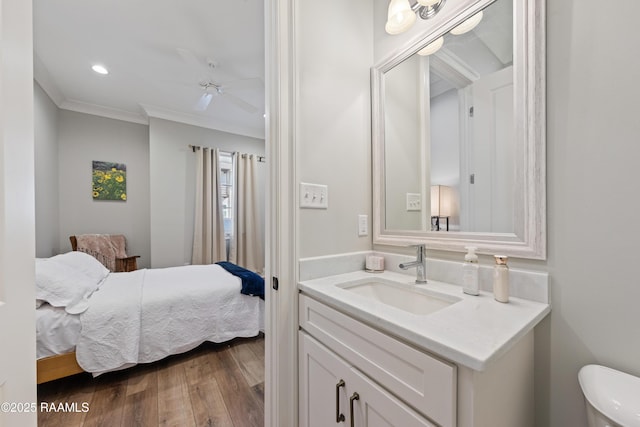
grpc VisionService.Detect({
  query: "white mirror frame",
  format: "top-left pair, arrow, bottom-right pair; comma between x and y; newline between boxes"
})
372,0 -> 545,259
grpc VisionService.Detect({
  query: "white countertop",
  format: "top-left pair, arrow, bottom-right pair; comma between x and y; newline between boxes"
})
298,270 -> 550,371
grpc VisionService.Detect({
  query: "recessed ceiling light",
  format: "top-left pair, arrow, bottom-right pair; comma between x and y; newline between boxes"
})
91,64 -> 109,75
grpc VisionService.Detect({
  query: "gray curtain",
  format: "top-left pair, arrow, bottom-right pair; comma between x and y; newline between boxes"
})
192,148 -> 226,265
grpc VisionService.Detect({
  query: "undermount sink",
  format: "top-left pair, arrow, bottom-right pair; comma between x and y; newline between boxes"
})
339,279 -> 460,315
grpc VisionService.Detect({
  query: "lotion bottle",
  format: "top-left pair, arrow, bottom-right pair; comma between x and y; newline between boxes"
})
493,255 -> 509,303
462,246 -> 479,296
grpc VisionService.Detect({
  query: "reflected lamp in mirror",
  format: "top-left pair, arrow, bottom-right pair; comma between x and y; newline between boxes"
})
431,185 -> 452,231
417,36 -> 444,56
385,0 -> 447,35
450,10 -> 483,35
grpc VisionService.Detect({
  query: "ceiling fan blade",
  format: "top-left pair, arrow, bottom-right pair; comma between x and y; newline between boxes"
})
222,92 -> 259,114
196,93 -> 213,111
176,47 -> 203,70
220,77 -> 264,91
176,47 -> 213,82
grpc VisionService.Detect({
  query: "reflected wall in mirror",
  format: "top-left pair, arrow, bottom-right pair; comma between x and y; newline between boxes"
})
372,0 -> 545,259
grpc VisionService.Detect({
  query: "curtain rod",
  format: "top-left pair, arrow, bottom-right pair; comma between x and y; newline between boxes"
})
188,145 -> 265,163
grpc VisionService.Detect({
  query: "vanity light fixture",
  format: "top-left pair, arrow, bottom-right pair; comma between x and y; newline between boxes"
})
385,0 -> 447,35
417,36 -> 444,56
449,10 -> 483,35
91,64 -> 109,75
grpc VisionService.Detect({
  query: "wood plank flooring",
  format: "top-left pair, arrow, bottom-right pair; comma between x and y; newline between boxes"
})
37,335 -> 265,427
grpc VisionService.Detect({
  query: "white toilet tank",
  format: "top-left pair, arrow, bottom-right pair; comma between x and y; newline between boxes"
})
578,364 -> 640,427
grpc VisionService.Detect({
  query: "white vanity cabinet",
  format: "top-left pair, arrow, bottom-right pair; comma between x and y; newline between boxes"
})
300,332 -> 436,427
299,294 -> 536,427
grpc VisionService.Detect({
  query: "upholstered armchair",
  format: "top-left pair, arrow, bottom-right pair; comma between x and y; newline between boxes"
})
70,234 -> 140,272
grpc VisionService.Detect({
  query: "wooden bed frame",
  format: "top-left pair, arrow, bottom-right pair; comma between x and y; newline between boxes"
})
37,352 -> 84,384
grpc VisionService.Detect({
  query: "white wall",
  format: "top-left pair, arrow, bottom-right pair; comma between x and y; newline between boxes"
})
34,81 -> 60,257
538,1 -> 640,425
57,110 -> 151,267
430,89 -> 460,186
296,0 -> 373,257
149,117 -> 265,267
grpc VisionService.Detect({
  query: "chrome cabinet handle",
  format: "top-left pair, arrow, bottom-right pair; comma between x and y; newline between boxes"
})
349,392 -> 360,427
336,379 -> 346,422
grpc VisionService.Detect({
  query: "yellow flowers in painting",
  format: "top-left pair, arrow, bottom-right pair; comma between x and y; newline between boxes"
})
92,161 -> 127,201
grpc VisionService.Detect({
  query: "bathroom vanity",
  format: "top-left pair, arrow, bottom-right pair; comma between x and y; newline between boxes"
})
298,270 -> 549,427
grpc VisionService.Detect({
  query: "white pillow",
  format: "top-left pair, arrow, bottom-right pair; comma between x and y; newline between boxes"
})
35,259 -> 100,314
50,251 -> 109,285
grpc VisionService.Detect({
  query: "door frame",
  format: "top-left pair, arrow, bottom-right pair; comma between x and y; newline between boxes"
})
0,0 -> 38,425
265,0 -> 299,426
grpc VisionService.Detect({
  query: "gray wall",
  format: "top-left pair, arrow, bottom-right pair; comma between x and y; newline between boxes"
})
149,117 -> 265,267
57,110 -> 151,267
540,1 -> 640,425
34,82 -> 60,257
297,0 -> 373,257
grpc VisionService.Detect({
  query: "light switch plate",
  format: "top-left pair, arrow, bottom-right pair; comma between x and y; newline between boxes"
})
300,182 -> 328,209
358,214 -> 368,236
406,193 -> 421,211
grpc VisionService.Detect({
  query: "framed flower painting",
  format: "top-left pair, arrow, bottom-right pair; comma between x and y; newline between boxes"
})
92,161 -> 127,201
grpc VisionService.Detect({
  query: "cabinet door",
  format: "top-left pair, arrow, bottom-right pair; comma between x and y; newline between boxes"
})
349,368 -> 436,427
300,332 -> 351,427
300,332 -> 436,427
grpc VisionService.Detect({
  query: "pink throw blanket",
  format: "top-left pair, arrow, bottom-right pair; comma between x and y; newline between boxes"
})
76,234 -> 127,272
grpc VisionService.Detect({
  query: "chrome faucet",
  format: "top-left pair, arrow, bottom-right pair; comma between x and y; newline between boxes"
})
399,245 -> 427,284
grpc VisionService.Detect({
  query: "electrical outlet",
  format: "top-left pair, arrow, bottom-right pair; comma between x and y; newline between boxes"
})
300,182 -> 328,209
406,193 -> 422,211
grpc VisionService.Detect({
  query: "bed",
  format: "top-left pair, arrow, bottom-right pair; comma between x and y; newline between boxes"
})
35,251 -> 265,383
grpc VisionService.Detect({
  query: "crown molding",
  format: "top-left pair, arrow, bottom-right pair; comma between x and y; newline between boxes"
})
33,54 -> 65,106
59,99 -> 149,125
140,104 -> 265,140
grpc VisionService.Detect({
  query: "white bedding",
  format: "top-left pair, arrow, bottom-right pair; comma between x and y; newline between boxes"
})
36,304 -> 82,359
38,263 -> 263,375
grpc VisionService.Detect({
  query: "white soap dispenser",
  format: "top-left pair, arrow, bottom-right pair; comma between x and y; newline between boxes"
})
462,246 -> 480,296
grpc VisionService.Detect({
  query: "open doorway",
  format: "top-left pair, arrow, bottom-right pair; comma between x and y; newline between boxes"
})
33,0 -> 267,425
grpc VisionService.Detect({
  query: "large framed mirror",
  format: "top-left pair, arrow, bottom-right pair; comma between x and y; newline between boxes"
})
372,0 -> 545,259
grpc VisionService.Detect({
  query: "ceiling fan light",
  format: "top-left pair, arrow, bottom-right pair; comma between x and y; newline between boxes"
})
450,10 -> 483,35
91,64 -> 109,75
417,37 -> 444,56
385,0 -> 417,35
417,0 -> 441,7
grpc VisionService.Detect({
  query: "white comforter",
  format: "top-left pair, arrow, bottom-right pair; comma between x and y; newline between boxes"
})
76,264 -> 262,375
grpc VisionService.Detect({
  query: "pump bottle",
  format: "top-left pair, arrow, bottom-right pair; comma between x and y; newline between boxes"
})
462,246 -> 480,296
493,255 -> 509,303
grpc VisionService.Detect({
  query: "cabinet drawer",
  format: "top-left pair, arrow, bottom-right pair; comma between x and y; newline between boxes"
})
299,294 -> 456,427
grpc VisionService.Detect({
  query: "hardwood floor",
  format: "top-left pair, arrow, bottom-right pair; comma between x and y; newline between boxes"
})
37,335 -> 265,427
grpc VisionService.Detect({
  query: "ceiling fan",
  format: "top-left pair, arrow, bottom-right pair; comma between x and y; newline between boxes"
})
176,48 -> 261,114
196,80 -> 259,114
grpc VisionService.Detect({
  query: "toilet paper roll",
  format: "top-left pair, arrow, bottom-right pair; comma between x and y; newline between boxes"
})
365,255 -> 384,272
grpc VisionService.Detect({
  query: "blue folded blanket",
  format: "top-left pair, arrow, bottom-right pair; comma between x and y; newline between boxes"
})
216,261 -> 265,300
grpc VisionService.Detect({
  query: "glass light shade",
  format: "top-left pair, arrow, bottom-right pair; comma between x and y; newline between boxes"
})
431,185 -> 452,217
385,0 -> 417,35
417,0 -> 441,6
450,10 -> 483,35
417,37 -> 444,56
